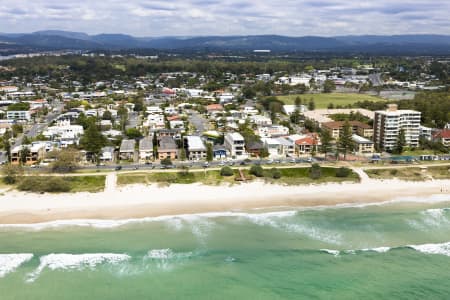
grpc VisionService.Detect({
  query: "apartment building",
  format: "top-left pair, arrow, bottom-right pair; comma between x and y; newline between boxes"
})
373,104 -> 421,151
322,121 -> 373,139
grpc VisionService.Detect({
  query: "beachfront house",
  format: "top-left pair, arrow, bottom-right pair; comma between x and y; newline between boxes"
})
183,136 -> 207,161
100,146 -> 115,163
119,139 -> 136,161
139,136 -> 154,162
352,134 -> 375,155
157,136 -> 178,160
224,132 -> 247,159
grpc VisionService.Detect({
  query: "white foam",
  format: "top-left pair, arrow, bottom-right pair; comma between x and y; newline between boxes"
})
320,249 -> 340,256
26,253 -> 130,282
0,211 -> 298,231
422,208 -> 450,226
0,254 -> 33,278
145,249 -> 194,260
408,242 -> 450,257
360,247 -> 391,253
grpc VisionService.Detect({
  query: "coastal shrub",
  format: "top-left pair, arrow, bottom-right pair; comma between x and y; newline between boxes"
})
18,177 -> 71,193
249,165 -> 264,177
161,158 -> 173,166
220,166 -> 234,177
1,164 -> 23,184
269,168 -> 282,179
390,169 -> 398,176
335,167 -> 352,178
309,163 -> 322,179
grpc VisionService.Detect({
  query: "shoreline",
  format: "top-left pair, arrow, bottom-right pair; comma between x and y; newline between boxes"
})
0,179 -> 449,225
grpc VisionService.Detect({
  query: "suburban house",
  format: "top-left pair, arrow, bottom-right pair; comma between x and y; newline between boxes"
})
100,146 -> 115,162
139,136 -> 154,162
295,134 -> 320,154
224,132 -> 247,159
261,138 -> 282,158
157,136 -> 178,160
247,141 -> 265,157
183,136 -> 207,160
257,125 -> 290,138
206,104 -> 224,115
10,144 -> 46,165
352,134 -> 375,154
433,129 -> 450,147
276,137 -> 296,157
119,139 -> 136,161
213,145 -> 227,160
7,110 -> 31,121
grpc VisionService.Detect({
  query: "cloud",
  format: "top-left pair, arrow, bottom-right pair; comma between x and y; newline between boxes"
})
0,0 -> 448,36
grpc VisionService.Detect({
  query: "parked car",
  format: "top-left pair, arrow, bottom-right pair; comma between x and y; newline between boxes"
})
115,166 -> 122,171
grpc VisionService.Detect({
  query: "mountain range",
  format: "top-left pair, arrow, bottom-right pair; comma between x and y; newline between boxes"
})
1,31 -> 450,54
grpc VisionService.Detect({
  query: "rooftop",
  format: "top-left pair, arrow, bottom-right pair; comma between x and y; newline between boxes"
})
120,139 -> 136,152
185,136 -> 206,151
139,136 -> 153,151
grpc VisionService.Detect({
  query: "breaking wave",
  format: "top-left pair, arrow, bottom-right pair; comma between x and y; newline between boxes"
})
321,242 -> 450,257
0,254 -> 33,278
26,253 -> 131,283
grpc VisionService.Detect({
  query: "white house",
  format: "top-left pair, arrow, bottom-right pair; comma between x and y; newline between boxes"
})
224,132 -> 247,159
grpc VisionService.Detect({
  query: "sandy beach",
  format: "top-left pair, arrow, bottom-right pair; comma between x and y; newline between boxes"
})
0,176 -> 449,224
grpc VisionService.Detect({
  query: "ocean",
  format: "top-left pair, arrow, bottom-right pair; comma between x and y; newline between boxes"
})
1,196 -> 450,299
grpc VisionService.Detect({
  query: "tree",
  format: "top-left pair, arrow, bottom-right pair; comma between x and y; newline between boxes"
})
51,149 -> 80,172
179,148 -> 186,161
338,121 -> 354,160
161,157 -> 172,166
259,146 -> 270,158
102,110 -> 113,120
79,121 -> 107,161
323,80 -> 336,93
2,164 -> 23,184
19,147 -> 30,165
125,128 -> 143,139
308,99 -> 315,111
319,129 -> 333,156
206,143 -> 213,162
309,163 -> 322,179
394,128 -> 406,154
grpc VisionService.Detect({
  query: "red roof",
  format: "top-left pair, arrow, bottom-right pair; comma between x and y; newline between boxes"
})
206,104 -> 224,111
436,129 -> 450,139
295,137 -> 317,146
167,115 -> 181,121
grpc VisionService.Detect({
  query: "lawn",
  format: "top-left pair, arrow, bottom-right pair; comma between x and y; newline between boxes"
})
277,93 -> 386,109
16,176 -> 106,193
117,166 -> 360,186
364,166 -> 450,181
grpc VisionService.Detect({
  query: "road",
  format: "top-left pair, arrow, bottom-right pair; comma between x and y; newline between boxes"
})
369,73 -> 383,87
125,112 -> 140,130
187,110 -> 208,134
12,103 -> 64,148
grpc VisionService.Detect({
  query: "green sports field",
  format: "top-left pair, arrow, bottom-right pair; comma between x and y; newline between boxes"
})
278,93 -> 386,109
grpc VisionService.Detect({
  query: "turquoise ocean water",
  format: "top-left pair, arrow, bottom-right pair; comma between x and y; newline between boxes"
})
1,196 -> 450,299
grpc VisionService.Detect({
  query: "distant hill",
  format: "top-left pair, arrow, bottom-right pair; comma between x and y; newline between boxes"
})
0,31 -> 449,54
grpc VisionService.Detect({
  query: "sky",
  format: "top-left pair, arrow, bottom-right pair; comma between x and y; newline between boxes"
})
0,0 -> 449,36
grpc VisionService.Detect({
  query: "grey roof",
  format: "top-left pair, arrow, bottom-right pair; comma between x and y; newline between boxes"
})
120,139 -> 136,153
185,136 -> 206,151
158,136 -> 177,151
139,136 -> 153,151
